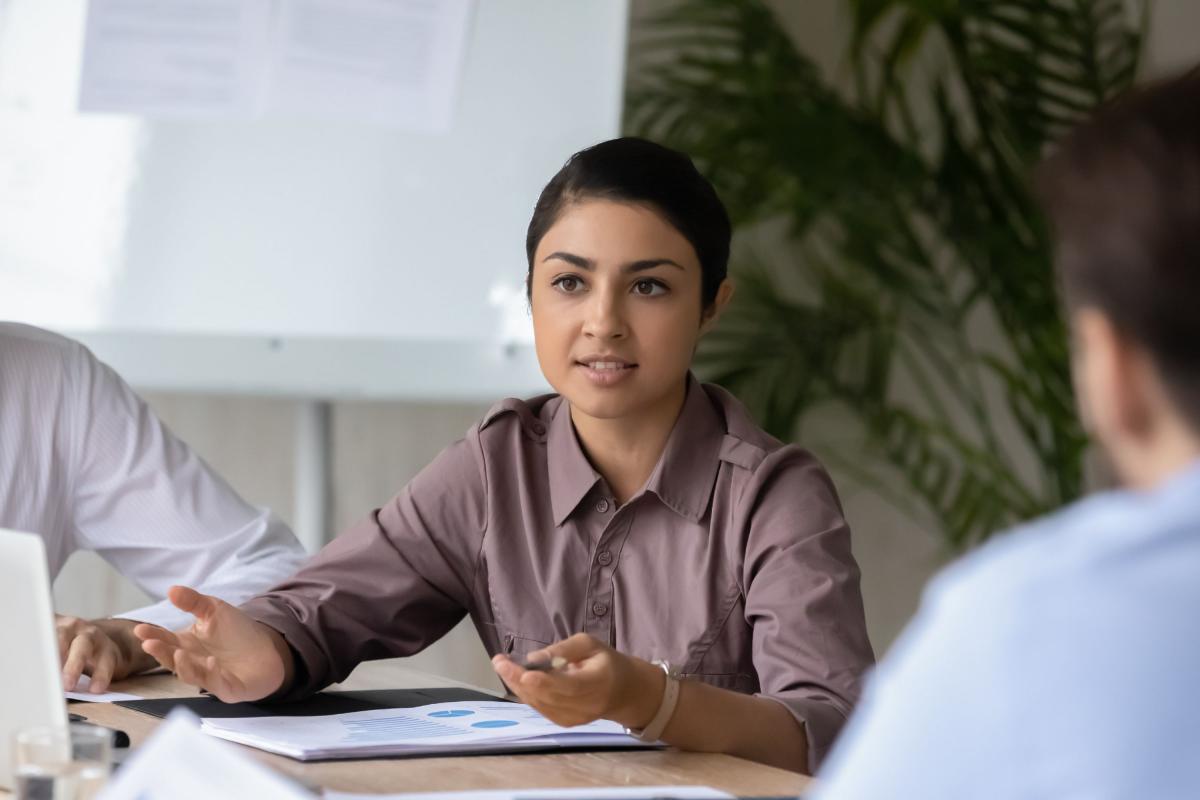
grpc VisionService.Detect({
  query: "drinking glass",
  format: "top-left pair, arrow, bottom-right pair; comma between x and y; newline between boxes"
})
12,723 -> 111,800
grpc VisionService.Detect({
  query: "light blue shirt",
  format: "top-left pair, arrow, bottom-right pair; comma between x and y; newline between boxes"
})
812,461 -> 1200,799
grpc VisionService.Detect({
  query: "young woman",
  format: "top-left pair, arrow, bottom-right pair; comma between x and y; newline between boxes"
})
136,138 -> 874,774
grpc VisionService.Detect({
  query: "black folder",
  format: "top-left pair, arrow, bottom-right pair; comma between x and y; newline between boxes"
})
110,686 -> 505,720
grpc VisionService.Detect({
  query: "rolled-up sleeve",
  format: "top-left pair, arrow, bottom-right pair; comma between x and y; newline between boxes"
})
743,448 -> 875,772
241,433 -> 488,700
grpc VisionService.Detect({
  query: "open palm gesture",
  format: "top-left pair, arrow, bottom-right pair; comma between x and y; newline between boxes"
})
134,585 -> 290,703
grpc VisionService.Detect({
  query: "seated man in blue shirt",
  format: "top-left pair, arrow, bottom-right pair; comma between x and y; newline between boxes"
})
813,69 -> 1200,797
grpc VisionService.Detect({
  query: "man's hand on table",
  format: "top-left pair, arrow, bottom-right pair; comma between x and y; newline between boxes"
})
56,615 -> 159,693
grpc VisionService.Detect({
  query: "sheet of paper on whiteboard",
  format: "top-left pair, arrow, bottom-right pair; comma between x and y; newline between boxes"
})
264,0 -> 472,131
79,0 -> 272,116
78,0 -> 473,131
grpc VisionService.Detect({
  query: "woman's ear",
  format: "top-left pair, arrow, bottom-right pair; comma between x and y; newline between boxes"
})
700,279 -> 735,335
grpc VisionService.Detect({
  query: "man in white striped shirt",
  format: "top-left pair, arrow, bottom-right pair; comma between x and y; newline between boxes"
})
1,322 -> 307,693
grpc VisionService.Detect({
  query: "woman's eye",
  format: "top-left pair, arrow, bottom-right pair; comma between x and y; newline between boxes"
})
633,279 -> 666,296
553,276 -> 583,293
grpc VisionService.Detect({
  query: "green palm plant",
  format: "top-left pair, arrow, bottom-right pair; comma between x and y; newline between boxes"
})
627,0 -> 1147,548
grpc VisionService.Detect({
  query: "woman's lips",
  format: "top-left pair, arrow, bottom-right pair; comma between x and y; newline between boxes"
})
576,360 -> 638,387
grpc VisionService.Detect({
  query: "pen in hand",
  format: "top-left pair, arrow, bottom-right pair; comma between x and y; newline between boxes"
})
521,655 -> 567,672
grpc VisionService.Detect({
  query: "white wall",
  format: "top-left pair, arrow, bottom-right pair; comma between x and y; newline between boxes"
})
51,1 -> 1200,690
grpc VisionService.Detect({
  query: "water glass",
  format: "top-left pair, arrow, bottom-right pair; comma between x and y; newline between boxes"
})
12,723 -> 111,800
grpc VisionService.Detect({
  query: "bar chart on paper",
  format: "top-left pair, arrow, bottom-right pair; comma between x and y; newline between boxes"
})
342,716 -> 466,742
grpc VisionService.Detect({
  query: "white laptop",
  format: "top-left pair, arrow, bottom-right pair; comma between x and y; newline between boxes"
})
0,529 -> 69,789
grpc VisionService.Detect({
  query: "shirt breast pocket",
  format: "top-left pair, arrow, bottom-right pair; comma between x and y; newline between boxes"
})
502,632 -> 552,663
680,584 -> 758,693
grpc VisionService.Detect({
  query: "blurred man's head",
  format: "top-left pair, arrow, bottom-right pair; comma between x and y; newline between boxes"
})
1038,68 -> 1200,488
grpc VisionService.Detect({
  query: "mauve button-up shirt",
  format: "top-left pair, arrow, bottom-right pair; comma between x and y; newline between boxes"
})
242,377 -> 875,769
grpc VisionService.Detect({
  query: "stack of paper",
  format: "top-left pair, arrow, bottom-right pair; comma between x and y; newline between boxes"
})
65,674 -> 143,703
200,701 -> 656,761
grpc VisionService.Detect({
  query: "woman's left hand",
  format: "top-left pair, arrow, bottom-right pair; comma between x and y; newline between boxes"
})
491,633 -> 664,729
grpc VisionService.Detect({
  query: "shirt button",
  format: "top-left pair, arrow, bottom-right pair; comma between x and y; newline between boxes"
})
597,550 -> 613,566
531,421 -> 546,435
595,498 -> 610,513
592,602 -> 608,617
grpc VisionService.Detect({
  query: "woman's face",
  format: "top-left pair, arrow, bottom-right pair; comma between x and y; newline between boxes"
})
530,199 -> 718,424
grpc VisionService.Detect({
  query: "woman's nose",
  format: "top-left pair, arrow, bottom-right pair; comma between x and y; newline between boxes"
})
581,290 -> 627,340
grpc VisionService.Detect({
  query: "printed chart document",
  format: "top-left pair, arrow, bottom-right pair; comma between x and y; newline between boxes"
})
200,700 -> 656,761
325,787 -> 735,800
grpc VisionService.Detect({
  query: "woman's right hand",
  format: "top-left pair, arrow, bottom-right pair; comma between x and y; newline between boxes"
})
134,585 -> 292,703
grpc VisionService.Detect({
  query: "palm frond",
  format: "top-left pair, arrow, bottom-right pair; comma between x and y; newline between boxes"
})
627,0 -> 1146,548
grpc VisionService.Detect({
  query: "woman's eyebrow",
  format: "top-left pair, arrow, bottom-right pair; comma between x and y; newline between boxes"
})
543,251 -> 594,269
541,252 -> 685,272
626,259 -> 685,272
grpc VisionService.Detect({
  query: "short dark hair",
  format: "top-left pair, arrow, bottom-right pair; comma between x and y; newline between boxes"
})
1037,67 -> 1200,428
525,137 -> 731,310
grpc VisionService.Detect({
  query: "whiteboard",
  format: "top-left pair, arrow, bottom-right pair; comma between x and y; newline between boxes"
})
0,0 -> 628,399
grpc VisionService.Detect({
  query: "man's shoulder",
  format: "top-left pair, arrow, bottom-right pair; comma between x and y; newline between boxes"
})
0,324 -> 95,409
937,481 -> 1196,604
0,322 -> 83,365
924,495 -> 1103,616
819,475 -> 1200,800
915,480 -> 1200,683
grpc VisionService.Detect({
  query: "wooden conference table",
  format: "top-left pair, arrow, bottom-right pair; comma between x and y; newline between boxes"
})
33,661 -> 812,797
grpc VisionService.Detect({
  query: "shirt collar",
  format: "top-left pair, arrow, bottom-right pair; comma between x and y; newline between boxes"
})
643,374 -> 725,523
547,397 -> 602,526
546,374 -> 726,527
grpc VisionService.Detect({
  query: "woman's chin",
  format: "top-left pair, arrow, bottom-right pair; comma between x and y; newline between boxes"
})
563,394 -> 638,422
559,380 -> 644,421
